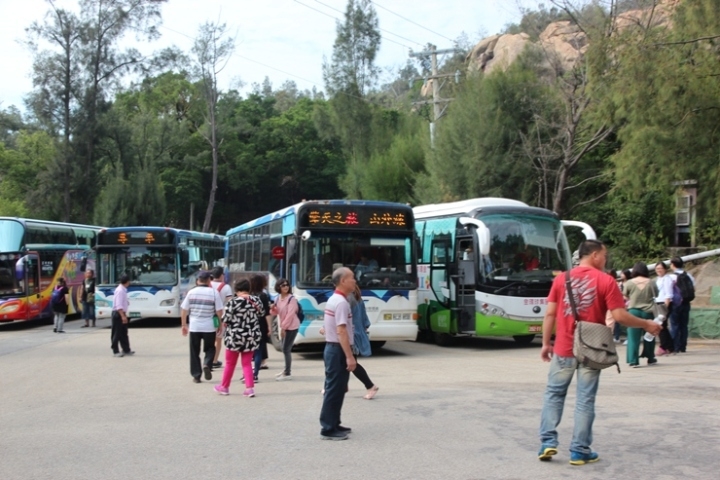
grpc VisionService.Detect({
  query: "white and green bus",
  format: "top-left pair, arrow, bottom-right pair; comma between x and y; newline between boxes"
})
414,198 -> 595,346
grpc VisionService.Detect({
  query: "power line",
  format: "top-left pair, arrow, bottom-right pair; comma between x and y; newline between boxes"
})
293,0 -> 414,50
370,0 -> 455,43
311,0 -> 423,47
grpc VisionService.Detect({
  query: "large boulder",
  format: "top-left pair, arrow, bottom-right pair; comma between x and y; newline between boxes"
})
467,33 -> 530,74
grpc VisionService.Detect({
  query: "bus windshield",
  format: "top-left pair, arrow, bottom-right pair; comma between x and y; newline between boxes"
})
299,233 -> 416,288
0,255 -> 21,296
481,214 -> 571,284
98,246 -> 177,285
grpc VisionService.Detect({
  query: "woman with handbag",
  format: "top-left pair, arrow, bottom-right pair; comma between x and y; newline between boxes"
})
623,262 -> 659,368
348,284 -> 379,400
271,279 -> 300,381
214,279 -> 263,397
81,269 -> 96,328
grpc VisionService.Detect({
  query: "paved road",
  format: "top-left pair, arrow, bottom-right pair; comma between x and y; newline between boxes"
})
1,318 -> 719,480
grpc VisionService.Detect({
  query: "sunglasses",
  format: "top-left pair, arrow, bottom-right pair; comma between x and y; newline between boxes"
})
280,283 -> 289,287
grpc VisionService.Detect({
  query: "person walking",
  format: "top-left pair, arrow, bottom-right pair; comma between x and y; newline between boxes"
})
319,267 -> 357,441
654,261 -> 675,356
81,269 -> 96,328
181,271 -> 224,383
214,279 -> 263,397
271,278 -> 299,381
624,262 -> 659,368
348,284 -> 379,400
250,274 -> 272,382
617,269 -> 632,343
669,257 -> 695,353
51,277 -> 69,333
210,267 -> 233,370
111,274 -> 134,357
537,240 -> 662,465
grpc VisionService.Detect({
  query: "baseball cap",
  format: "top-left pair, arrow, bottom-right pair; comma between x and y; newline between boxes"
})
197,270 -> 212,281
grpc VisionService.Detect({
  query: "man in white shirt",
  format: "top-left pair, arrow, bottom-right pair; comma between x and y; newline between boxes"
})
181,271 -> 224,383
319,267 -> 357,441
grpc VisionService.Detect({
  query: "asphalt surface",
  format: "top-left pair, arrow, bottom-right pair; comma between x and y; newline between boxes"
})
1,317 -> 719,480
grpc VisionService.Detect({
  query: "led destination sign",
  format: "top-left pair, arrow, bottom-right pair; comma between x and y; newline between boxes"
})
98,230 -> 175,246
298,205 -> 412,230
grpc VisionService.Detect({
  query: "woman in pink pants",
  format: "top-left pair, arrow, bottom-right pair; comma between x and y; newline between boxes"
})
214,279 -> 262,397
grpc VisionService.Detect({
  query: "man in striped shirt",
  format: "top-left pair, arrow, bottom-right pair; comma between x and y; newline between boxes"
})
181,271 -> 224,383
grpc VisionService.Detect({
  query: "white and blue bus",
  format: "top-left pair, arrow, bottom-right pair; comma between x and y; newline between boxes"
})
95,227 -> 225,321
226,200 -> 418,350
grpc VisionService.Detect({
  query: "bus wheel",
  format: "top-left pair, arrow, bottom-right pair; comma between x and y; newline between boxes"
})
433,331 -> 455,347
370,341 -> 386,351
270,317 -> 282,352
513,335 -> 536,345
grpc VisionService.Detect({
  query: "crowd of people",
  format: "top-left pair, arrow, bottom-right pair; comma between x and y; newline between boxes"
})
608,256 -> 696,367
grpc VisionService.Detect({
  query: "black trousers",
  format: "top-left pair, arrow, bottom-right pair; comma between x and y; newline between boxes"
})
189,331 -> 216,379
352,359 -> 374,390
111,311 -> 131,354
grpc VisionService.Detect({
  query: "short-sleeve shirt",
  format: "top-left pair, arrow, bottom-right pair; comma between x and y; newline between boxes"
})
113,284 -> 129,313
548,266 -> 625,357
323,290 -> 354,345
210,280 -> 233,304
181,286 -> 224,333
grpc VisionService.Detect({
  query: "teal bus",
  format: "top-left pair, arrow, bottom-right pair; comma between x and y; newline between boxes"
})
0,218 -> 101,322
414,198 -> 595,345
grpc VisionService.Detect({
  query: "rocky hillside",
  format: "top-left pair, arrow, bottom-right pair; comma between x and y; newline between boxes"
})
466,0 -> 678,75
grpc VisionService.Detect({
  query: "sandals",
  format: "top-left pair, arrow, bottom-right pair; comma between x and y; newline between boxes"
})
363,385 -> 379,400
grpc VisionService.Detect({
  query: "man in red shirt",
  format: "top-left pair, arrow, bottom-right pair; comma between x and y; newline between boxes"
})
538,240 -> 662,465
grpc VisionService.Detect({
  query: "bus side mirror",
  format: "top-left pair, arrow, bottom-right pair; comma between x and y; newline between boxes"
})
459,217 -> 490,255
80,256 -> 87,272
180,250 -> 189,268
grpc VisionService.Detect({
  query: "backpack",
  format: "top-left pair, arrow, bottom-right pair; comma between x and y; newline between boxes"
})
290,295 -> 305,323
675,272 -> 695,303
51,286 -> 64,306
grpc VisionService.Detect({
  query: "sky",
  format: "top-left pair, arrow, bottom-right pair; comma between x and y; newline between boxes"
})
0,0 -> 528,113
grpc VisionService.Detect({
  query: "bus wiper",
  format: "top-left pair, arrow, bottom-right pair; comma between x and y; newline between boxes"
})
492,282 -> 519,295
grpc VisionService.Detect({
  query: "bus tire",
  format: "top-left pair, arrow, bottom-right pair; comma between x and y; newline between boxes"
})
433,331 -> 455,347
513,334 -> 536,345
370,341 -> 386,351
270,317 -> 282,352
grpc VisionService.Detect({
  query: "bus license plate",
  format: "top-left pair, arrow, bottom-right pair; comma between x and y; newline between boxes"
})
129,312 -> 141,318
528,325 -> 542,333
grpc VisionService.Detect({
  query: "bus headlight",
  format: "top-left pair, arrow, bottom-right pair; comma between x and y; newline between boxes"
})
0,302 -> 20,314
159,299 -> 176,306
480,303 -> 506,318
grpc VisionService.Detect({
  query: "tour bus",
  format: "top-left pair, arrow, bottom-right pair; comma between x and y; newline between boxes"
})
94,227 -> 225,321
413,198 -> 595,345
225,200 -> 418,350
0,217 -> 101,322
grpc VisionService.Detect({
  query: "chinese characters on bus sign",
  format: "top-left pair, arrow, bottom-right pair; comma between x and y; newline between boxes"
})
301,205 -> 410,230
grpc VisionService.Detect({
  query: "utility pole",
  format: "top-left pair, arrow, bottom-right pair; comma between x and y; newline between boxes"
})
410,44 -> 460,147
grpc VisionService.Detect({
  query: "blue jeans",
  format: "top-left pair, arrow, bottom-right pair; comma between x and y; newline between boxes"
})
539,355 -> 601,454
82,301 -> 95,321
319,343 -> 350,434
671,302 -> 690,352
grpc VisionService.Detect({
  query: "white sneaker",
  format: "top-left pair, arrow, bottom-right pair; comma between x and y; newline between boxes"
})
275,374 -> 292,381
622,340 -> 628,345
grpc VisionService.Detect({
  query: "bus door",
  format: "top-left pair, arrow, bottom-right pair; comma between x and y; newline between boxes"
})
429,239 -> 451,333
453,237 -> 476,333
20,254 -> 42,320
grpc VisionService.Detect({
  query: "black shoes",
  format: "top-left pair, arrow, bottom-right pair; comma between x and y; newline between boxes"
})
203,365 -> 212,381
336,425 -> 352,433
320,430 -> 349,441
193,377 -> 201,383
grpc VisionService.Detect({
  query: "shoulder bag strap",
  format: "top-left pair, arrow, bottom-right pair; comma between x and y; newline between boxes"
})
565,270 -> 580,326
